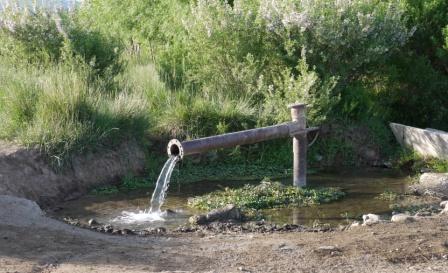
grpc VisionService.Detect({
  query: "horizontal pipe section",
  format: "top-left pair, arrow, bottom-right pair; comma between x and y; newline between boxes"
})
167,122 -> 318,159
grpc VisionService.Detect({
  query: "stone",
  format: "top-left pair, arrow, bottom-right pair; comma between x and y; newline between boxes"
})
440,200 -> 448,209
189,215 -> 207,225
410,173 -> 448,198
315,246 -> 342,256
121,229 -> 133,235
88,218 -> 98,226
415,211 -> 432,217
362,214 -> 381,226
165,209 -> 176,216
189,204 -> 243,225
349,221 -> 361,228
441,206 -> 448,215
391,214 -> 415,223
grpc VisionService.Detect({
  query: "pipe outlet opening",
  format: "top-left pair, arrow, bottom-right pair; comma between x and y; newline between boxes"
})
167,139 -> 184,159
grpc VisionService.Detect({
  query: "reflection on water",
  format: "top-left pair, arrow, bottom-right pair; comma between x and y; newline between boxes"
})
52,168 -> 412,229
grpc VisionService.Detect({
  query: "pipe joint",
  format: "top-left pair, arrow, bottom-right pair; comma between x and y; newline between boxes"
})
167,139 -> 184,159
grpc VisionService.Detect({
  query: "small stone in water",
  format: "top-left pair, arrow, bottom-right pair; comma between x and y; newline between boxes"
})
165,209 -> 176,215
121,229 -> 133,235
88,219 -> 98,226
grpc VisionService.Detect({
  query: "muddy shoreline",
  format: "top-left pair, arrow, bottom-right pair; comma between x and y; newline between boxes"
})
1,195 -> 448,273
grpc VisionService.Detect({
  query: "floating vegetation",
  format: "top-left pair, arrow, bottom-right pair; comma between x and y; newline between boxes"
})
188,180 -> 345,211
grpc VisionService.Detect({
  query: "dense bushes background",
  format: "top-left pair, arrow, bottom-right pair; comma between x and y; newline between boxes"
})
0,0 -> 447,172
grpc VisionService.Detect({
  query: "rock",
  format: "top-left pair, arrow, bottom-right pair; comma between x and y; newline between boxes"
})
349,221 -> 361,228
121,229 -> 133,235
88,219 -> 98,226
111,229 -> 120,235
415,211 -> 432,217
362,214 -> 381,226
391,213 -> 415,223
410,173 -> 448,198
165,209 -> 176,216
315,246 -> 342,256
440,200 -> 448,209
189,204 -> 243,225
189,215 -> 207,225
155,227 -> 166,234
441,206 -> 448,215
420,168 -> 433,173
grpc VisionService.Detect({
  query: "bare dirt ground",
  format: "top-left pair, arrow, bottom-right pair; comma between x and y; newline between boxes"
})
1,196 -> 448,273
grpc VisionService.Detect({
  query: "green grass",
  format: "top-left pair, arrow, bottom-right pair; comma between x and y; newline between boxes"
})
0,60 -> 151,166
395,149 -> 448,174
188,179 -> 345,211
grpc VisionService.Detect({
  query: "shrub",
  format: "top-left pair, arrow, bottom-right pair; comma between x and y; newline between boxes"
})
404,0 -> 448,73
168,0 -> 411,125
0,7 -> 124,80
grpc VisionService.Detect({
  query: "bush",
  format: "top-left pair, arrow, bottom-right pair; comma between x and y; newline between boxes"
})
0,7 -> 124,79
162,0 -> 412,125
404,0 -> 448,73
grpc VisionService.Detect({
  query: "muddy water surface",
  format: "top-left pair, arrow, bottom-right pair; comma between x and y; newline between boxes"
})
52,168 -> 411,229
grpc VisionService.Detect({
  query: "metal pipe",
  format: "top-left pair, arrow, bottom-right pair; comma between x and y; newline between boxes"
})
167,103 -> 316,187
168,122 -> 316,159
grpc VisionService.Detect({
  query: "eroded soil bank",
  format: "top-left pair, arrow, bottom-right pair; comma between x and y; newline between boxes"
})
1,195 -> 448,273
0,141 -> 145,207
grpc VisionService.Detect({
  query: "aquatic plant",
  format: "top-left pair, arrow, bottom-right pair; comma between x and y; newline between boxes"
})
188,179 -> 345,211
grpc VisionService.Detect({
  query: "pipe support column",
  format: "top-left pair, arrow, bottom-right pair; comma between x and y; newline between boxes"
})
290,104 -> 307,187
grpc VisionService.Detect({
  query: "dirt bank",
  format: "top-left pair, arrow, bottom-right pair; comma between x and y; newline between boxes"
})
0,141 -> 145,207
1,195 -> 448,273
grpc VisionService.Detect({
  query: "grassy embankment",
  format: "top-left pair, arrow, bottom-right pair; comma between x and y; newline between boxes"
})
1,0 -> 448,193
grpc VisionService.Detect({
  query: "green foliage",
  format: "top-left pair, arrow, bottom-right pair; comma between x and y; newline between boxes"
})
371,0 -> 448,131
0,7 -> 124,80
405,0 -> 448,72
188,179 -> 345,211
157,93 -> 257,138
1,0 -> 445,172
0,60 -> 150,166
376,190 -> 400,201
395,149 -> 448,174
0,9 -> 65,63
90,186 -> 120,195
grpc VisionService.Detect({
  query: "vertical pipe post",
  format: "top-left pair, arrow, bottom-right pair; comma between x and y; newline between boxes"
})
290,104 -> 307,187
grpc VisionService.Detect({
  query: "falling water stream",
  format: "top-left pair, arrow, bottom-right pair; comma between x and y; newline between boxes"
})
112,156 -> 179,224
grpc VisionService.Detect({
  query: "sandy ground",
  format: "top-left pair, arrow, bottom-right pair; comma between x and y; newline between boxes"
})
1,196 -> 448,273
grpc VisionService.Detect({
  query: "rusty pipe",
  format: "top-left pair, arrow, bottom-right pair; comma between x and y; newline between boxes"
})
167,123 -> 318,159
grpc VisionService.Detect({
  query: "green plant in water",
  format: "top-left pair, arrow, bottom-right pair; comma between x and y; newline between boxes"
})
188,179 -> 345,211
375,190 -> 400,201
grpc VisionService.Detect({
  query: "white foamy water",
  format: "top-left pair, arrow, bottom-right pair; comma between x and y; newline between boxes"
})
113,155 -> 179,224
113,210 -> 165,224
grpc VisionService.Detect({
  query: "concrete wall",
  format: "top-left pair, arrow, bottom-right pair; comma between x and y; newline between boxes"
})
390,123 -> 448,160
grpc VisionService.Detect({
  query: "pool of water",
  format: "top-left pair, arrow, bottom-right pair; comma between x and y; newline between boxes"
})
51,168 -> 412,229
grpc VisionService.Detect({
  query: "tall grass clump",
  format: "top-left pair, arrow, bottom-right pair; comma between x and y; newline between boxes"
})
0,6 -> 150,166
